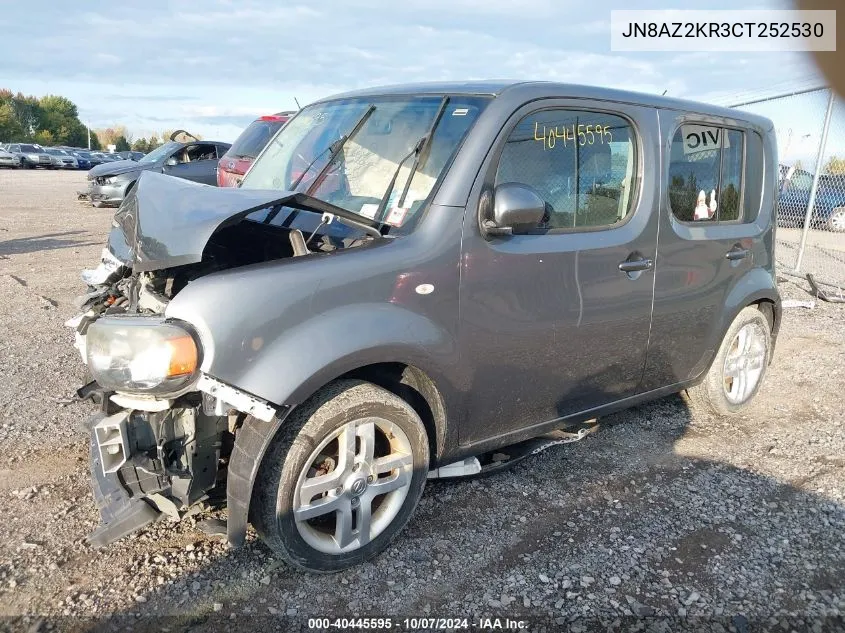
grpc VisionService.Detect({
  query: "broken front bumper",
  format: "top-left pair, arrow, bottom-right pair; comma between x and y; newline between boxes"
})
86,180 -> 125,207
85,402 -> 228,548
88,412 -> 161,547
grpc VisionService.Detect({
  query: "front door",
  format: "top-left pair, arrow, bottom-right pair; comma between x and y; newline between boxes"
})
459,101 -> 660,445
163,144 -> 220,185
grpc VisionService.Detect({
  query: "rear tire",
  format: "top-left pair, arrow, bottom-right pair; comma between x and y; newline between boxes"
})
252,380 -> 429,573
685,306 -> 771,416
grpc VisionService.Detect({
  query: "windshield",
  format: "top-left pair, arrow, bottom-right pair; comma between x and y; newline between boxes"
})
241,95 -> 488,231
139,141 -> 180,164
227,119 -> 287,159
20,144 -> 39,153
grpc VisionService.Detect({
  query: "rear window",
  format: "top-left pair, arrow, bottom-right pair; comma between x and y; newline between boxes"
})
227,119 -> 286,159
668,125 -> 745,223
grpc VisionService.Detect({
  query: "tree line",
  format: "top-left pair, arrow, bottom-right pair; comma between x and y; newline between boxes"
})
1,88 -> 199,153
0,89 -> 99,148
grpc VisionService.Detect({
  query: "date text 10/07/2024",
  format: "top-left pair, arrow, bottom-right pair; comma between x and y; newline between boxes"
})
534,121 -> 613,150
307,617 -> 528,630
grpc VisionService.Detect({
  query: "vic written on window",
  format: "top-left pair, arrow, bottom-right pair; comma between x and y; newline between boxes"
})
669,125 -> 744,223
495,110 -> 637,231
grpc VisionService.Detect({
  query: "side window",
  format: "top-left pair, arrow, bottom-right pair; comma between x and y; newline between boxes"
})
187,144 -> 216,161
669,125 -> 745,223
495,109 -> 637,231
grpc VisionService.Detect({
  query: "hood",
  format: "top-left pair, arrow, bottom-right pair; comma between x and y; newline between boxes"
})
89,159 -> 152,178
107,171 -> 383,272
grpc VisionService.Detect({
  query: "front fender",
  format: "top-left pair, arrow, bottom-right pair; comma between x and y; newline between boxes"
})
237,301 -> 457,407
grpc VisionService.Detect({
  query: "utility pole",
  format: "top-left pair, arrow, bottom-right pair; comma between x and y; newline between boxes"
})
87,122 -> 91,150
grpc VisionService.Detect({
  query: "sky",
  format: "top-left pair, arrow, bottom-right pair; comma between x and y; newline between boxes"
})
0,0 -> 831,155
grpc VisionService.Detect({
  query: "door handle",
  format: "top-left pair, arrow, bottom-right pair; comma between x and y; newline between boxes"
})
725,247 -> 749,261
618,258 -> 653,273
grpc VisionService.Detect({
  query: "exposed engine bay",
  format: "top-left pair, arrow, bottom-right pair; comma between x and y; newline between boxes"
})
75,217 -> 369,320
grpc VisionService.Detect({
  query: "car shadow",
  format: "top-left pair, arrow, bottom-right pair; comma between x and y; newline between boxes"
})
0,231 -> 101,256
69,368 -> 845,633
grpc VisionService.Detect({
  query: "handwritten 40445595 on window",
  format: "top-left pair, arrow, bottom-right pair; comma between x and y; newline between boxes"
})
534,121 -> 613,150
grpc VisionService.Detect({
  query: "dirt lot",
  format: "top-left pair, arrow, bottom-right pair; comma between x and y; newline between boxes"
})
0,170 -> 843,632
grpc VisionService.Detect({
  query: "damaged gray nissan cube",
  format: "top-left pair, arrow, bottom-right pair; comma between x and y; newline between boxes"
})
69,81 -> 781,572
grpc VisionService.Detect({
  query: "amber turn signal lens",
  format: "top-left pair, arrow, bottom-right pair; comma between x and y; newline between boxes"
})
166,335 -> 198,377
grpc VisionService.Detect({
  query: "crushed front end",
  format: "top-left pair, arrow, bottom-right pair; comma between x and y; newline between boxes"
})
68,173 -> 290,547
71,255 -> 279,547
70,261 -> 274,547
70,171 -> 379,547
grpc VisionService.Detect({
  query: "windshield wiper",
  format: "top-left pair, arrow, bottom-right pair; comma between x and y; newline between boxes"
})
286,104 -> 376,194
375,96 -> 450,222
399,96 -> 449,207
374,138 -> 426,222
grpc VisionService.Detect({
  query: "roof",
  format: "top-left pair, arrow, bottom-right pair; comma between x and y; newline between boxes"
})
318,80 -> 773,129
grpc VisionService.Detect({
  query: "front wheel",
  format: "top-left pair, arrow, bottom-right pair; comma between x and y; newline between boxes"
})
685,306 -> 772,415
252,380 -> 429,573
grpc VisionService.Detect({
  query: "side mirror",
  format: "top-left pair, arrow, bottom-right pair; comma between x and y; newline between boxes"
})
164,157 -> 178,167
480,183 -> 546,237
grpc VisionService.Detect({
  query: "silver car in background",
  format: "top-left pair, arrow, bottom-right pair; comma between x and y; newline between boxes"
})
5,143 -> 53,168
0,148 -> 22,168
45,148 -> 79,169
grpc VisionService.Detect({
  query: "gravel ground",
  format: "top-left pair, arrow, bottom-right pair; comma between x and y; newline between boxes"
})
0,170 -> 843,632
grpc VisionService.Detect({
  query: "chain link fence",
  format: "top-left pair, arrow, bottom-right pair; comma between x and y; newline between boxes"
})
730,87 -> 845,299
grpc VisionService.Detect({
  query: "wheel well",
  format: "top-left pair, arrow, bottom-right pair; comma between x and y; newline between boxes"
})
754,299 -> 776,332
340,363 -> 446,463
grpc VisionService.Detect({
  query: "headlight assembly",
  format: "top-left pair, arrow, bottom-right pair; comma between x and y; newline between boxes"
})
86,316 -> 200,394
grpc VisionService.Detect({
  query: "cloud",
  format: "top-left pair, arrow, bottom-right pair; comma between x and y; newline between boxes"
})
0,0 -> 821,142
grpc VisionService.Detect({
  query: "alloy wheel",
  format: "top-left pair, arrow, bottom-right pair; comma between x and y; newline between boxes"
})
722,323 -> 767,404
292,416 -> 414,554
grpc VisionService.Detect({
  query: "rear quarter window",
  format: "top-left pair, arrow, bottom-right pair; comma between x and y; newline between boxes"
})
668,124 -> 762,224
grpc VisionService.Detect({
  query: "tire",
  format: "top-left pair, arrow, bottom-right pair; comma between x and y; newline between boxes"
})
685,306 -> 772,416
828,207 -> 845,233
252,379 -> 429,573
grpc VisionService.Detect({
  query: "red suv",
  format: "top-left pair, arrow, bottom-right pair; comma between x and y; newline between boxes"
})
216,112 -> 294,187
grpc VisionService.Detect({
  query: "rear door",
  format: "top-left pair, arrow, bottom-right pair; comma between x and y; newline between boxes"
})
458,100 -> 660,445
643,112 -> 769,390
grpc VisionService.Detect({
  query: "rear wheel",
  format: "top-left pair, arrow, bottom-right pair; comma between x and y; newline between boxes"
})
252,380 -> 429,572
685,306 -> 771,415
